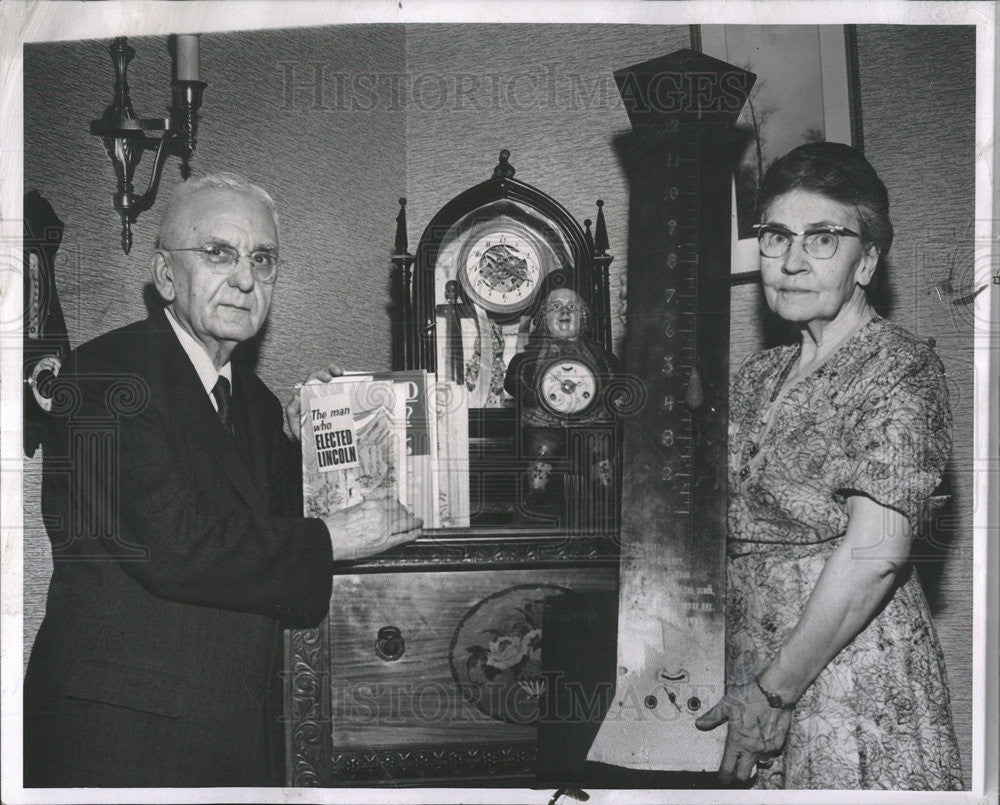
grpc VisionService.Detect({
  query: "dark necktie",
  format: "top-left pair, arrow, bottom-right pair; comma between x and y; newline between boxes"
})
212,376 -> 234,434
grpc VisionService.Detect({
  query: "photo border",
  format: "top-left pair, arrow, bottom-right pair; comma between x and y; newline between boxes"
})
1,3 -> 995,804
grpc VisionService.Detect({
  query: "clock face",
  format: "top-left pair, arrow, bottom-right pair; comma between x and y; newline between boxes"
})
538,358 -> 598,416
459,230 -> 544,316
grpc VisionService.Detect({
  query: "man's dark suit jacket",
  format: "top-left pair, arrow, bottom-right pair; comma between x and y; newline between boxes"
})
24,310 -> 335,787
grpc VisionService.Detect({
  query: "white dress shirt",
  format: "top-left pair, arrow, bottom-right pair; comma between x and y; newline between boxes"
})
164,308 -> 233,412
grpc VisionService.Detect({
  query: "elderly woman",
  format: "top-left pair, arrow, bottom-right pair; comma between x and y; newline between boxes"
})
695,142 -> 962,790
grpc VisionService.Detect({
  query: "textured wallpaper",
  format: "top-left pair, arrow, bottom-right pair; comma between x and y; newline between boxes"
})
854,24 -> 976,785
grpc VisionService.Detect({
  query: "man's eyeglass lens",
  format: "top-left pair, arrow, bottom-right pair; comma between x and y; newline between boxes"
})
753,225 -> 860,259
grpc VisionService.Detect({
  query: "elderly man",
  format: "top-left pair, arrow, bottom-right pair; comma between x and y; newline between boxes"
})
23,173 -> 419,787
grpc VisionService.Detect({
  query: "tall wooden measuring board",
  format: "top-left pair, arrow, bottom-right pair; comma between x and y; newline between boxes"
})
588,50 -> 754,770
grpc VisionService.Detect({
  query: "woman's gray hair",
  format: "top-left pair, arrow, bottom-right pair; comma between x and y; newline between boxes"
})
757,142 -> 893,258
156,172 -> 279,248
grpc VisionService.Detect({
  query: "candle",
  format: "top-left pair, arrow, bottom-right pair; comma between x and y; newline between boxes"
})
175,34 -> 200,82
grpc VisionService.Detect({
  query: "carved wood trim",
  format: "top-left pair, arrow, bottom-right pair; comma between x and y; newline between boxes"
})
342,532 -> 621,572
327,742 -> 536,785
286,626 -> 330,787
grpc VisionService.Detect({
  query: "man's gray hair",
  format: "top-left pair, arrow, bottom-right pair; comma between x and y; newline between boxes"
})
156,172 -> 279,248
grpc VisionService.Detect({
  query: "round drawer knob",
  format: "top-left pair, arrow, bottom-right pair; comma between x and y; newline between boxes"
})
375,626 -> 405,662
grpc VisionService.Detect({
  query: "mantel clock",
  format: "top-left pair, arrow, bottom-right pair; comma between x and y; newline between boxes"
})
393,149 -> 617,528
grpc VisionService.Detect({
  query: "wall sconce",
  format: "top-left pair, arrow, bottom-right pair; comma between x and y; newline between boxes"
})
90,35 -> 207,254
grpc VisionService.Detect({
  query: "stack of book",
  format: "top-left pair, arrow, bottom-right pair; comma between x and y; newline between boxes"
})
300,371 -> 469,530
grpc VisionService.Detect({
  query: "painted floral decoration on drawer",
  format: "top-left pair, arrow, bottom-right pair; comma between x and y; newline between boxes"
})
449,584 -> 570,726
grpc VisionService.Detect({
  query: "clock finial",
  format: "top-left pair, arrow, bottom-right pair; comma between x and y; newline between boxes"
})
594,199 -> 610,256
493,149 -> 516,179
584,218 -> 595,255
393,197 -> 410,256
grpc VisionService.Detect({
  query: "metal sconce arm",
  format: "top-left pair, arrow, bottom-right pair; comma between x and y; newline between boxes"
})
90,36 -> 207,254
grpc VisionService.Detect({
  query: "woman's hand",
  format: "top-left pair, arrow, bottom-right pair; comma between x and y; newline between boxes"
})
284,361 -> 344,439
695,681 -> 793,784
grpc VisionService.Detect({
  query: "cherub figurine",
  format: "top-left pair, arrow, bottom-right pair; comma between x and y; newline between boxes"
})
504,272 -> 622,525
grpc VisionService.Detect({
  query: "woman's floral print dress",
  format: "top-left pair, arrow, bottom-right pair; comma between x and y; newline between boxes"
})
727,316 -> 963,790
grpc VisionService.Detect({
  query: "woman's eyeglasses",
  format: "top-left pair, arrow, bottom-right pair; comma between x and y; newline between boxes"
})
162,242 -> 280,283
752,224 -> 862,260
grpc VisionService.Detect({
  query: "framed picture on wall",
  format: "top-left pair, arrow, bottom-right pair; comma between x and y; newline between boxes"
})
692,25 -> 863,280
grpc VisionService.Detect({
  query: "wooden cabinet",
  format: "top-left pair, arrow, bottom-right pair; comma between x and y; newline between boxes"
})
286,546 -> 616,785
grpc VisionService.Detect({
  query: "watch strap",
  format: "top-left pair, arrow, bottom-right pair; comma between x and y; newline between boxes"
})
755,676 -> 797,710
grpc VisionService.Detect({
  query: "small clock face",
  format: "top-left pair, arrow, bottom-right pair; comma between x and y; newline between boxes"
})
538,358 -> 598,416
459,230 -> 543,316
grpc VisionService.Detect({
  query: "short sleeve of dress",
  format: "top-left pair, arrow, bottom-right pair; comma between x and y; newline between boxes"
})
837,343 -> 952,533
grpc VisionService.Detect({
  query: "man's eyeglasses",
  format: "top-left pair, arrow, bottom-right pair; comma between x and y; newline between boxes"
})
163,242 -> 280,283
752,224 -> 862,260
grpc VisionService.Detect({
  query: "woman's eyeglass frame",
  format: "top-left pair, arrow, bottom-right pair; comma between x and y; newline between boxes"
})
752,223 -> 863,260
161,242 -> 280,283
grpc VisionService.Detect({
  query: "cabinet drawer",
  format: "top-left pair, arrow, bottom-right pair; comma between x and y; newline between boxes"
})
286,564 -> 615,785
329,566 -> 614,749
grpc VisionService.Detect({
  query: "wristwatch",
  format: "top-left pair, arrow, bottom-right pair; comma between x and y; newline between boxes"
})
755,677 -> 797,710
